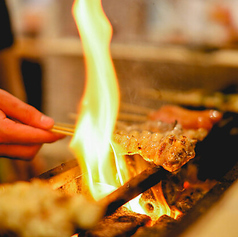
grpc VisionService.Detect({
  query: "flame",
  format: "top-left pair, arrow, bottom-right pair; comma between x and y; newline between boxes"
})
70,0 -> 180,222
70,0 -> 129,201
150,184 -> 181,221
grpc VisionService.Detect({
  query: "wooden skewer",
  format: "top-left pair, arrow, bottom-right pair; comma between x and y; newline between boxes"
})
52,102 -> 154,137
53,125 -> 75,132
68,112 -> 148,123
51,125 -> 74,136
139,88 -> 203,107
51,128 -> 74,136
51,111 -> 148,137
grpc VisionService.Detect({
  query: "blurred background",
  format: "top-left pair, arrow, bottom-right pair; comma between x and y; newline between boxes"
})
1,0 -> 238,181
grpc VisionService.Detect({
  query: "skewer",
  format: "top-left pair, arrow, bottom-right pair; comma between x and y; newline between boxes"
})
52,101 -> 155,136
51,111 -> 148,136
139,88 -> 203,107
53,125 -> 75,132
54,122 -> 75,128
51,125 -> 74,136
68,112 -> 148,123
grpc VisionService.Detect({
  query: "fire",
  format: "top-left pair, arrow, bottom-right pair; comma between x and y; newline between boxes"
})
149,184 -> 181,221
70,0 -> 180,222
70,0 -> 129,201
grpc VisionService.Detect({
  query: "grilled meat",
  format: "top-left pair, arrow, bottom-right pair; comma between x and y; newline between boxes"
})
114,123 -> 196,172
114,105 -> 223,172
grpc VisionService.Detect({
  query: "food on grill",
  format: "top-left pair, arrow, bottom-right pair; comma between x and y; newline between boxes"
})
0,180 -> 104,237
148,105 -> 223,130
114,123 -> 196,172
114,105 -> 222,172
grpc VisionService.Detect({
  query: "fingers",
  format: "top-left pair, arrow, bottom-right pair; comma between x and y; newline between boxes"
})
0,89 -> 54,129
0,112 -> 65,144
0,144 -> 42,160
0,90 -> 66,161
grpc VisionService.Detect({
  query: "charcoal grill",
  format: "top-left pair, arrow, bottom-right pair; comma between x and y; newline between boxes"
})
38,111 -> 238,237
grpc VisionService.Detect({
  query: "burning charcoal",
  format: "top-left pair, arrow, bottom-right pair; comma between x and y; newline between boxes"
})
175,190 -> 205,213
132,215 -> 177,237
154,215 -> 177,228
162,163 -> 216,213
83,207 -> 151,237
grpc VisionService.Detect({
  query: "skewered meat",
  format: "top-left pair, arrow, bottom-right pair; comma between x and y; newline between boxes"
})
148,105 -> 222,130
114,105 -> 222,172
0,180 -> 104,237
114,123 -> 196,172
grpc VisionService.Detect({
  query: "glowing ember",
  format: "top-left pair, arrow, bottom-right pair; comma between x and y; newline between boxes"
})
70,0 -> 129,201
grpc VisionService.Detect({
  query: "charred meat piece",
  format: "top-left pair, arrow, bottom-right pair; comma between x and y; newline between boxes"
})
114,124 -> 196,172
114,105 -> 223,172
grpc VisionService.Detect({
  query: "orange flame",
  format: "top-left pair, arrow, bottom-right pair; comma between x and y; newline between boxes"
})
70,0 -> 180,221
70,0 -> 129,201
149,184 -> 181,221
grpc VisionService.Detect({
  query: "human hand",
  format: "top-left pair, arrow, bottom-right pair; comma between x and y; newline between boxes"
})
0,89 -> 65,160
